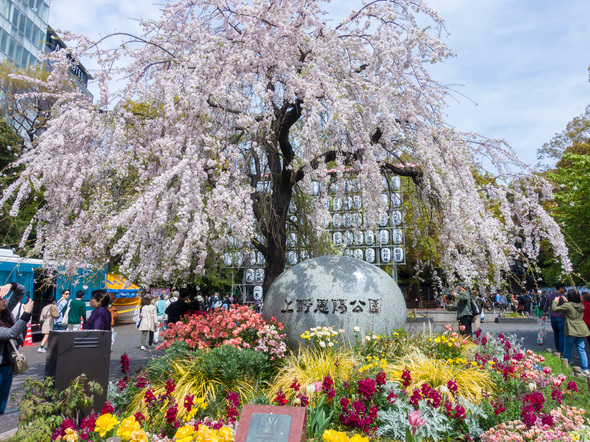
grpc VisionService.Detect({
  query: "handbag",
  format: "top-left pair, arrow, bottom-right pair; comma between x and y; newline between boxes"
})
537,319 -> 547,345
134,307 -> 142,328
61,300 -> 71,325
10,340 -> 28,375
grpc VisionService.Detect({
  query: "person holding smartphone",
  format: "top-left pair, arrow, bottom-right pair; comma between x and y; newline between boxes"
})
0,282 -> 34,414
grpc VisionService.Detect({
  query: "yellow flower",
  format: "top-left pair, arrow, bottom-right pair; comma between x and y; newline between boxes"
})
175,425 -> 195,442
195,425 -> 216,442
63,428 -> 78,442
218,426 -> 234,442
350,435 -> 370,442
322,429 -> 349,442
95,413 -> 118,437
129,429 -> 149,442
117,416 -> 141,441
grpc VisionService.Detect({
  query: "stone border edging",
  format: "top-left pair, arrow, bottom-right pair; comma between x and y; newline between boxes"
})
494,317 -> 538,324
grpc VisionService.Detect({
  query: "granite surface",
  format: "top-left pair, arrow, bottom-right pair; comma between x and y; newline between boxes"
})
262,255 -> 407,348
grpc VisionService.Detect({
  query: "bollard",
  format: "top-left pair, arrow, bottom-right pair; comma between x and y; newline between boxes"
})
562,358 -> 569,368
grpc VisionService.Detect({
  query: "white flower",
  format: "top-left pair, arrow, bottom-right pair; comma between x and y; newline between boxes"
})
328,342 -> 334,347
353,326 -> 361,332
365,336 -> 371,341
319,341 -> 326,348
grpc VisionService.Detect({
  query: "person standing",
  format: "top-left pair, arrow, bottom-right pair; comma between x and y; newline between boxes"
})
139,296 -> 158,350
454,283 -> 472,336
67,291 -> 87,331
154,295 -> 167,343
38,298 -> 59,353
55,289 -> 70,330
552,289 -> 590,375
82,291 -> 112,331
0,282 -> 33,414
165,290 -> 190,325
543,283 -> 567,354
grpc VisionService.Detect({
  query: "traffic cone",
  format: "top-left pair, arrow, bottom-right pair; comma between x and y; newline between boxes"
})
23,322 -> 34,347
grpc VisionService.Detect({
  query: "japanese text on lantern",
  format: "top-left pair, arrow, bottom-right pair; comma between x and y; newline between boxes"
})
280,298 -> 381,314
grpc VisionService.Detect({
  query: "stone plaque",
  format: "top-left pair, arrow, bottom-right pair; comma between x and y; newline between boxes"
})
262,256 -> 406,349
235,405 -> 307,442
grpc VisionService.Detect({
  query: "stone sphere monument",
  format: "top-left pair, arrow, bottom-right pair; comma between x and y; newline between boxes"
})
262,255 -> 406,349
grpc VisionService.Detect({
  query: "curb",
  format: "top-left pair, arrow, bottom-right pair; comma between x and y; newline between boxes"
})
0,428 -> 16,441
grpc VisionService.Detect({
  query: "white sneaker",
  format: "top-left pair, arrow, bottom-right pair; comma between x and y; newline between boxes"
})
38,347 -> 46,353
583,369 -> 590,376
141,346 -> 146,351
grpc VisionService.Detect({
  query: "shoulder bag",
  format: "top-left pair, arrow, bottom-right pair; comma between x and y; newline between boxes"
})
10,340 -> 28,374
61,300 -> 71,325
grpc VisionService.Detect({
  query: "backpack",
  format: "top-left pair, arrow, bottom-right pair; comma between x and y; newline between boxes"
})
470,299 -> 481,316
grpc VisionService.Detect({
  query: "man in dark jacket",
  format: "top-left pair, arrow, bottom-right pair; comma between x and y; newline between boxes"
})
543,283 -> 567,354
165,289 -> 190,325
454,283 -> 472,336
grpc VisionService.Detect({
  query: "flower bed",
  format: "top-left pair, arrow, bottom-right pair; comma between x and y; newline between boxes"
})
14,308 -> 590,441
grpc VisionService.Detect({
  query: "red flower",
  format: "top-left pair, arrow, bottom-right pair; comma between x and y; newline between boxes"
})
401,368 -> 412,387
165,403 -> 178,424
165,378 -> 176,396
144,388 -> 156,405
184,393 -> 195,412
134,412 -> 146,423
135,375 -> 148,389
357,378 -> 376,400
274,388 -> 288,406
120,352 -> 130,375
290,379 -> 301,392
376,371 -> 387,386
100,401 -> 114,414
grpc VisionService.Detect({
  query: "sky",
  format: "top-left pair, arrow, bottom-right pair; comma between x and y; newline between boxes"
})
48,0 -> 590,168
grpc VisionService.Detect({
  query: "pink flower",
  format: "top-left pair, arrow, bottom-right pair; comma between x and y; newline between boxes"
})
543,366 -> 552,374
445,324 -> 453,331
408,410 -> 426,435
459,325 -> 466,331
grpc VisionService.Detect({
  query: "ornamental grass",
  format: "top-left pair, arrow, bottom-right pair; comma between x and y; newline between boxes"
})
267,346 -> 359,402
388,350 -> 496,403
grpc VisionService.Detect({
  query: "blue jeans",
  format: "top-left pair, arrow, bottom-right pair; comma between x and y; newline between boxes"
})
550,317 -> 565,354
564,335 -> 589,370
0,364 -> 13,414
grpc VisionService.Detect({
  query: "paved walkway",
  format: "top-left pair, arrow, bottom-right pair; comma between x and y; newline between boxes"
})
0,322 -> 163,438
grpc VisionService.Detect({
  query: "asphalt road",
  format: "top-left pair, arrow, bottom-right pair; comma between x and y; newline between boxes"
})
0,316 -> 559,438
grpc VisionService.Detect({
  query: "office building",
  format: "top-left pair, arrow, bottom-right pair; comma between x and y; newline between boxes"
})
0,0 -> 49,68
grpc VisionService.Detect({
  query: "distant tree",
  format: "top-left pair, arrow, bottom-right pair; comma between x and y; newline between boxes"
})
0,62 -> 52,144
537,104 -> 590,169
2,0 -> 571,290
0,119 -> 34,249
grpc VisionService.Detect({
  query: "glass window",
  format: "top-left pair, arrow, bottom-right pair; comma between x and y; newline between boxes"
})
22,48 -> 30,67
38,1 -> 48,22
11,8 -> 19,26
15,45 -> 22,66
0,0 -> 10,19
8,37 -> 15,59
18,12 -> 26,35
25,16 -> 33,40
33,24 -> 40,44
0,30 -> 7,53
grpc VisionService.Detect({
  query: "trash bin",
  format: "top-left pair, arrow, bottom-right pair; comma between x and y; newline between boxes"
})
45,330 -> 112,412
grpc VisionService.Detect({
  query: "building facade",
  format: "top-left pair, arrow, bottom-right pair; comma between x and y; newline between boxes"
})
0,0 -> 49,68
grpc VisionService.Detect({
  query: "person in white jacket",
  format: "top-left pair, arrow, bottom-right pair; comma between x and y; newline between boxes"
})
138,296 -> 158,350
